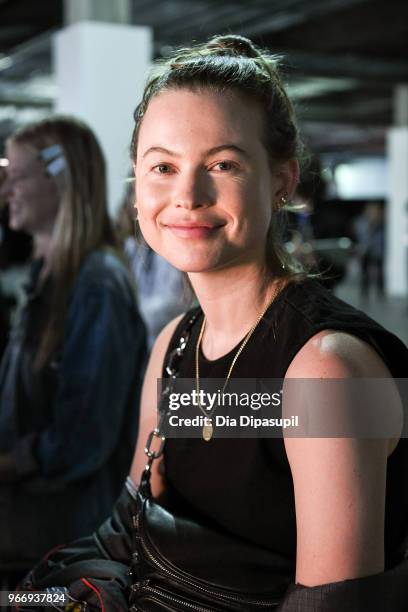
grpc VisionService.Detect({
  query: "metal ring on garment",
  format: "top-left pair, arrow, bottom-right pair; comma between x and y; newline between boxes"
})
144,428 -> 166,459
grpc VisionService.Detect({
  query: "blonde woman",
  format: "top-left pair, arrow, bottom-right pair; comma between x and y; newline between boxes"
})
0,117 -> 146,568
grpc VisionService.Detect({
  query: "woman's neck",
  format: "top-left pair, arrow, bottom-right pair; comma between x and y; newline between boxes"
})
189,264 -> 283,360
33,232 -> 54,283
33,232 -> 53,259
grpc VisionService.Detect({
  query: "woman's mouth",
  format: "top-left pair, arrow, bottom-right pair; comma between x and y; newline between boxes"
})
9,202 -> 21,216
164,223 -> 224,239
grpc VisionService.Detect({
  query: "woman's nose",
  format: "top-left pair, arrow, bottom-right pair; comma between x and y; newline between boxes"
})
173,170 -> 214,210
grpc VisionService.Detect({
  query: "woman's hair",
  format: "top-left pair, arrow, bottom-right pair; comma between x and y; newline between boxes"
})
115,177 -> 138,244
130,34 -> 307,280
8,116 -> 117,368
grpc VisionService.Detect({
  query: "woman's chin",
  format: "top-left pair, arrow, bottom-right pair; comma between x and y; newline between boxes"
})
8,215 -> 23,233
165,255 -> 220,274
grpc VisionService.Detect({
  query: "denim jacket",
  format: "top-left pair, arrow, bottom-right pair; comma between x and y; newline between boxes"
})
0,249 -> 147,562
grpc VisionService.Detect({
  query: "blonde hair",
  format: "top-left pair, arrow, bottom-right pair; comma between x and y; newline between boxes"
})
8,116 -> 117,368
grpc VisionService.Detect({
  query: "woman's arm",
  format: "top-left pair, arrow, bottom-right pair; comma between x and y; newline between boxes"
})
130,313 -> 184,497
8,277 -> 147,482
284,330 -> 402,587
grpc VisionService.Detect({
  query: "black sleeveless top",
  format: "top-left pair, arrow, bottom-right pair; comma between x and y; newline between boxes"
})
162,279 -> 408,578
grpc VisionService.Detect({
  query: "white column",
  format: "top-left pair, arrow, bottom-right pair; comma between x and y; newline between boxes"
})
64,0 -> 131,25
53,21 -> 152,212
385,86 -> 408,296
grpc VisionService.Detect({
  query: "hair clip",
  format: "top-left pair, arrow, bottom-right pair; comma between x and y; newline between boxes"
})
39,144 -> 66,177
39,144 -> 63,162
46,156 -> 66,176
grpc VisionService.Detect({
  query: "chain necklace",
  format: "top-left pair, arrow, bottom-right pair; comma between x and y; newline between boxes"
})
195,282 -> 281,441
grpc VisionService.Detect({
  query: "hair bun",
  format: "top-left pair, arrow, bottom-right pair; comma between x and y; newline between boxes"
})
206,35 -> 259,59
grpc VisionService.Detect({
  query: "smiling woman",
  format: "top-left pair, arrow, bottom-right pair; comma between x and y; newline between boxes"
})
6,143 -> 60,239
134,89 -> 298,277
22,35 -> 408,612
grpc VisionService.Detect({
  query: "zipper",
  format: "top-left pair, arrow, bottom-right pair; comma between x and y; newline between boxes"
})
132,582 -> 215,612
132,512 -> 280,608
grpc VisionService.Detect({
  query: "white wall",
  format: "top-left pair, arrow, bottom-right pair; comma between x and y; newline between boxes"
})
54,21 -> 152,213
334,157 -> 388,200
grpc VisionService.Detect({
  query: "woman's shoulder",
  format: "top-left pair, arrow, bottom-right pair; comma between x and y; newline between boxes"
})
79,247 -> 127,276
282,278 -> 376,325
272,277 -> 408,379
158,305 -> 201,371
74,248 -> 135,297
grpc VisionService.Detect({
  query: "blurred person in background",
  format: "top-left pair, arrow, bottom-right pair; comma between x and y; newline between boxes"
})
116,179 -> 186,349
0,117 -> 147,574
0,165 -> 12,356
0,163 -> 32,358
353,201 -> 385,300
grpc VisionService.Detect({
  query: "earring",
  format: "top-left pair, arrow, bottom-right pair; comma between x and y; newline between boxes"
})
273,195 -> 288,213
275,194 -> 287,212
133,204 -> 138,221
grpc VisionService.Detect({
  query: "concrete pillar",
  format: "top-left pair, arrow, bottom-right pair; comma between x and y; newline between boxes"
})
394,84 -> 408,127
54,2 -> 152,212
385,85 -> 408,296
64,0 -> 131,26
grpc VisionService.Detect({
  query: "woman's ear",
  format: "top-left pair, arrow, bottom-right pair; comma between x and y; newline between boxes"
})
275,158 -> 300,202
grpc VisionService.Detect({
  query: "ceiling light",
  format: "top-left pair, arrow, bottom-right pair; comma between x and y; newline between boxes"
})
0,55 -> 12,71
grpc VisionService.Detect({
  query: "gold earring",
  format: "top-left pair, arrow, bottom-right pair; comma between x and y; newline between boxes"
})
274,194 -> 287,212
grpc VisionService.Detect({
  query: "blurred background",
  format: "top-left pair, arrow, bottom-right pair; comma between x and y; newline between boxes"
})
0,0 -> 407,343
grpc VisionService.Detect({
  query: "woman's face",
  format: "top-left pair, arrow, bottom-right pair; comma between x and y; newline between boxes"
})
4,141 -> 59,236
134,88 -> 295,273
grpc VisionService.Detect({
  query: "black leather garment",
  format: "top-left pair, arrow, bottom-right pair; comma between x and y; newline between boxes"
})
20,484 -> 134,611
21,478 -> 408,612
128,484 -> 287,611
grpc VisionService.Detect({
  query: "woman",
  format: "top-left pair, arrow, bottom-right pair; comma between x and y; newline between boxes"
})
0,164 -> 32,358
24,38 -> 408,610
0,117 -> 146,568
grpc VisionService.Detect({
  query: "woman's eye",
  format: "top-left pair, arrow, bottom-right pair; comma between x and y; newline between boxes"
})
153,164 -> 172,174
213,161 -> 235,172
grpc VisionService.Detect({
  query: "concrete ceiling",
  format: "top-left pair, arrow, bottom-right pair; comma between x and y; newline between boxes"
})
0,0 -> 407,156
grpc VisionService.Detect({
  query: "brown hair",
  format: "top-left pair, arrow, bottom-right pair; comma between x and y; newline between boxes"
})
8,116 -> 118,368
130,34 -> 306,279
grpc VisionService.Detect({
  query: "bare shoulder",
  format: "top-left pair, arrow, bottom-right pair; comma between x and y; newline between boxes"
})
139,311 -> 187,412
149,313 -> 187,375
286,328 -> 393,379
285,329 -> 401,455
129,312 -> 186,491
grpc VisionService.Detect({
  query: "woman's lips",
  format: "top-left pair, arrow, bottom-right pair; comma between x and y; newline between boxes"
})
165,223 -> 223,239
9,203 -> 21,216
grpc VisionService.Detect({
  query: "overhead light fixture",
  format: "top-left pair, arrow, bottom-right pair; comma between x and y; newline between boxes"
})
0,158 -> 9,167
0,55 -> 12,71
287,77 -> 358,99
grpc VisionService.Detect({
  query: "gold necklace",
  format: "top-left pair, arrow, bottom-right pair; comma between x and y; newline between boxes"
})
195,283 -> 281,441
